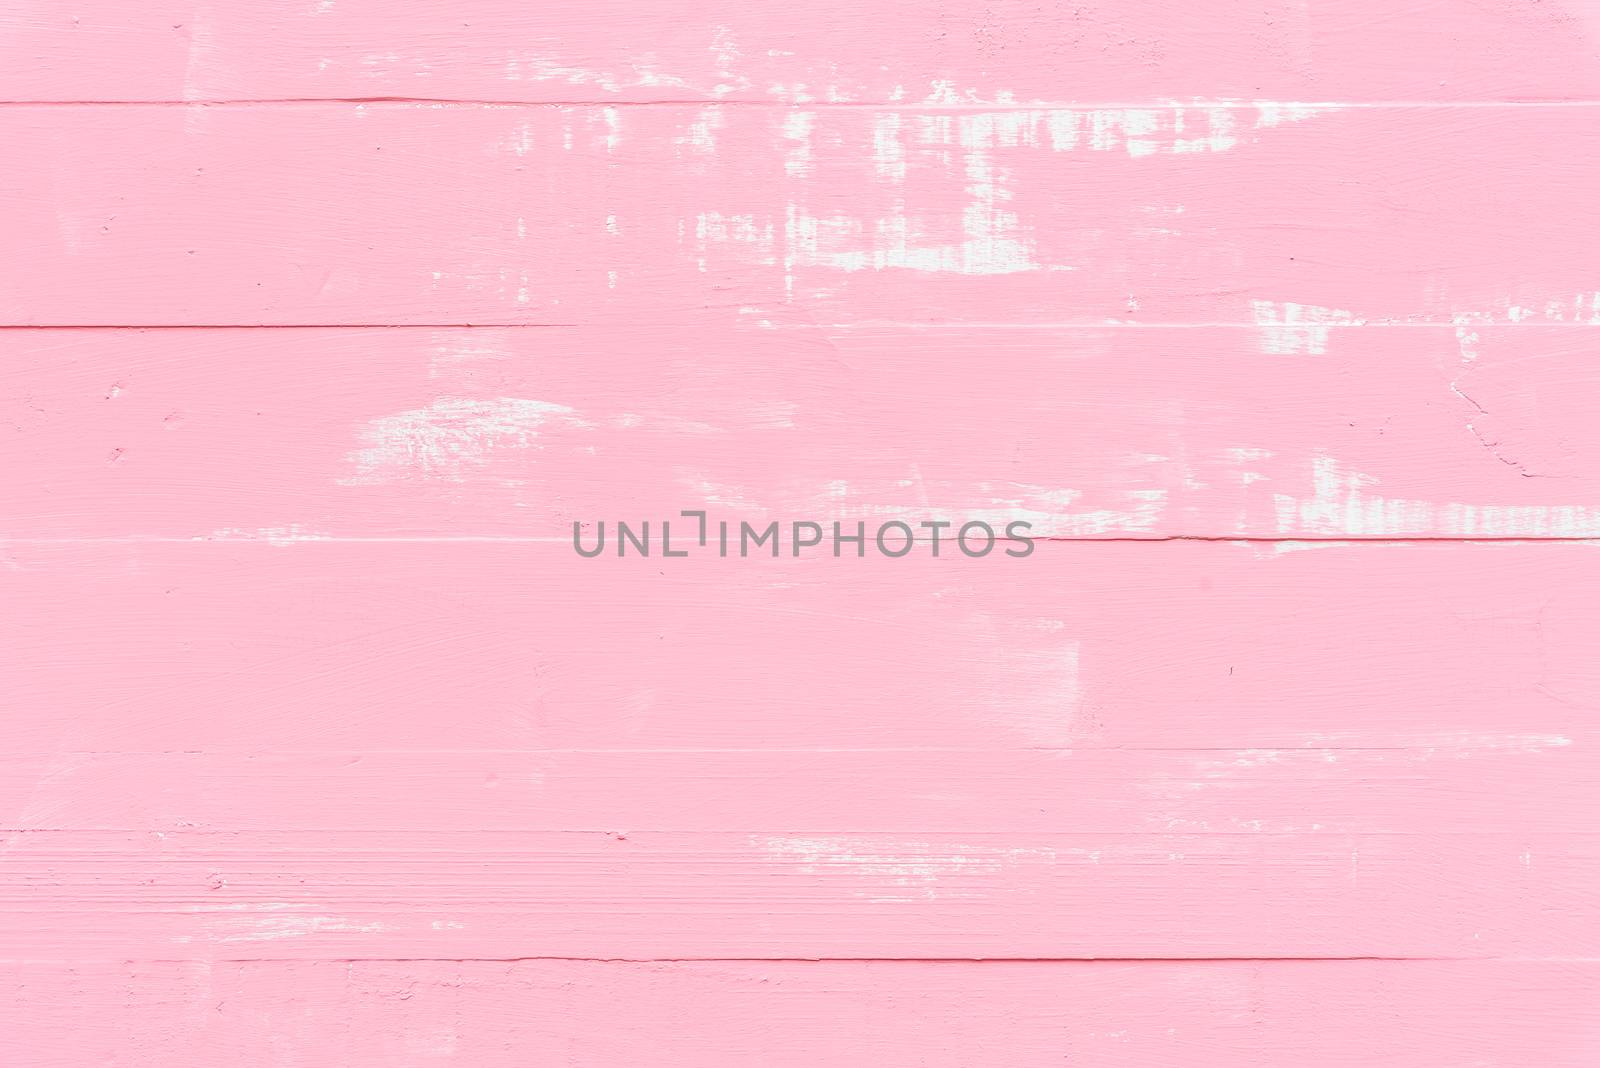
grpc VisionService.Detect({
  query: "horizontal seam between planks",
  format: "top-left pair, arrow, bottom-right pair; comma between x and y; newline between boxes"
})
6,323 -> 1600,331
0,956 -> 1589,964
0,324 -> 581,330
5,536 -> 1600,545
0,746 -> 1555,754
4,829 -> 1594,836
0,830 -> 1584,836
4,98 -> 1600,109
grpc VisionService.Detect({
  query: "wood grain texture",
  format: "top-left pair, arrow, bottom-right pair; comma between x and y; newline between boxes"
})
0,0 -> 1596,104
0,829 -> 1592,960
2,104 -> 1598,326
5,961 -> 1595,1066
8,324 -> 1600,539
5,540 -> 1593,966
4,541 -> 1595,752
3,747 -> 1590,835
8,0 -> 1600,1059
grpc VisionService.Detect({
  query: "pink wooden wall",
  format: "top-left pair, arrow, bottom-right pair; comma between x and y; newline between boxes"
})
4,2 -> 1599,1062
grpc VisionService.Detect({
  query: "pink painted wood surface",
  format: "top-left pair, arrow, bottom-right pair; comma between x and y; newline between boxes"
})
1,104 -> 1598,326
0,829 -> 1592,960
5,961 -> 1595,1067
4,542 -> 1593,964
1,1 -> 1597,104
7,0 -> 1600,1060
6,324 -> 1599,539
2,747 -> 1588,835
4,542 -> 1594,752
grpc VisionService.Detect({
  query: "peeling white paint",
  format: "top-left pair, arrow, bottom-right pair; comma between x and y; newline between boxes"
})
690,105 -> 1325,279
206,526 -> 331,546
343,398 -> 584,484
679,106 -> 725,154
428,331 -> 513,377
757,834 -> 1053,902
1452,291 -> 1600,362
872,113 -> 906,181
708,25 -> 751,98
805,481 -> 1170,536
217,915 -> 392,943
782,110 -> 816,177
600,106 -> 622,151
1275,455 -> 1600,536
1252,301 -> 1359,355
962,483 -> 1168,536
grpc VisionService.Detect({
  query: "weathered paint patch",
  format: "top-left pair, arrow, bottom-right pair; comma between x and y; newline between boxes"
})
1275,456 -> 1600,537
7,2 -> 1600,1062
343,398 -> 585,483
1252,301 -> 1359,354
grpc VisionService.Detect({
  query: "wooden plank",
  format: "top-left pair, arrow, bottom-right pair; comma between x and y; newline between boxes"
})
7,324 -> 1600,539
2,541 -> 1593,752
4,0 -> 1596,1057
2,104 -> 1599,325
1,747 -> 1593,836
0,1 -> 1595,104
4,960 -> 1595,1065
0,828 -> 1591,959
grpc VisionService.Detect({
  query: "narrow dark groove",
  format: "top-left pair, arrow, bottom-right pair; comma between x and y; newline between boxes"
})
1034,535 -> 1600,544
23,745 -> 1569,754
19,955 -> 1586,965
0,323 -> 579,330
4,536 -> 1596,545
1,829 -> 1581,835
5,322 -> 1600,331
0,98 -> 1592,109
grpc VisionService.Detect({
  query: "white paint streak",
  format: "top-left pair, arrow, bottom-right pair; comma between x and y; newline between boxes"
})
757,835 -> 1053,902
680,106 -> 725,154
1252,301 -> 1359,354
709,26 -> 751,98
219,915 -> 391,943
783,110 -> 816,177
344,398 -> 583,484
1275,455 -> 1600,536
206,526 -> 330,546
1452,291 -> 1600,362
428,331 -> 514,377
693,105 -> 1326,278
872,113 -> 906,181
